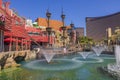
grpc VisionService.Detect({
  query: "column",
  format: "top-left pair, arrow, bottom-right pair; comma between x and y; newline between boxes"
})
0,30 -> 2,52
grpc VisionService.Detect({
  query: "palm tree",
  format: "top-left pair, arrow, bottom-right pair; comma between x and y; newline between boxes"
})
78,36 -> 93,45
78,36 -> 94,51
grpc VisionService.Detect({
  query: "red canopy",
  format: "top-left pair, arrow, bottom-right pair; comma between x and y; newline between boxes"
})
4,26 -> 30,38
4,38 -> 16,42
4,38 -> 23,43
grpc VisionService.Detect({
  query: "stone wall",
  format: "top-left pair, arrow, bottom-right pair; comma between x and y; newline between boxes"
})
0,50 -> 36,70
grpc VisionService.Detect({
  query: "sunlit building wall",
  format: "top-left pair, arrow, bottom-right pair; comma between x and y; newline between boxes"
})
107,28 -> 112,38
86,12 -> 120,41
36,18 -> 66,47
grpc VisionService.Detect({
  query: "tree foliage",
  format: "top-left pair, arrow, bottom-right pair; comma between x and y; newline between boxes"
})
78,36 -> 94,45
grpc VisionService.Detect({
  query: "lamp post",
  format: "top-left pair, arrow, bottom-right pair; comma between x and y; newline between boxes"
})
61,11 -> 66,47
46,10 -> 52,46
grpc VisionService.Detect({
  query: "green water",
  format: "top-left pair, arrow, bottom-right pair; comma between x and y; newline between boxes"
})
0,54 -> 116,80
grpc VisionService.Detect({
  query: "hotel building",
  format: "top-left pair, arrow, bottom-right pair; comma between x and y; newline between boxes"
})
86,12 -> 120,41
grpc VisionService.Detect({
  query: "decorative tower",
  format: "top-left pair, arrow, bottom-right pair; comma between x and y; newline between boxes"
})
46,9 -> 52,46
61,9 -> 66,47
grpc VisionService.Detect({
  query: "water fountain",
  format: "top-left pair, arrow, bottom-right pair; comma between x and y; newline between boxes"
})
23,59 -> 83,71
41,48 -> 56,63
74,51 -> 103,63
107,45 -> 120,74
77,51 -> 92,59
115,45 -> 120,66
23,47 -> 83,71
72,57 -> 103,63
1,46 -> 115,80
92,46 -> 105,56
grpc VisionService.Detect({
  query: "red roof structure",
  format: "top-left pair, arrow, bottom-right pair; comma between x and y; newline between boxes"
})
36,18 -> 63,30
4,26 -> 29,38
25,26 -> 50,43
0,0 -> 56,51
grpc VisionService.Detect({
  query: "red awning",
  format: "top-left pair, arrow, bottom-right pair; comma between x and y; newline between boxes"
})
18,40 -> 22,43
4,38 -> 23,43
22,42 -> 30,44
4,26 -> 30,39
4,38 -> 16,42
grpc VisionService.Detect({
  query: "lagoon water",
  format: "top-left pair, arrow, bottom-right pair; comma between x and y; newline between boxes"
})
0,53 -> 116,80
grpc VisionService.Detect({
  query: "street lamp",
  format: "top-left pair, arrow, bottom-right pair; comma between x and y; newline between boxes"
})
61,11 -> 66,46
46,10 -> 52,46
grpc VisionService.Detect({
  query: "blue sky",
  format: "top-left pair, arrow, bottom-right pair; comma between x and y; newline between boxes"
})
10,0 -> 120,29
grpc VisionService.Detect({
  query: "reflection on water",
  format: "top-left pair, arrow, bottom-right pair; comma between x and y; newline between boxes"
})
0,54 -> 116,80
